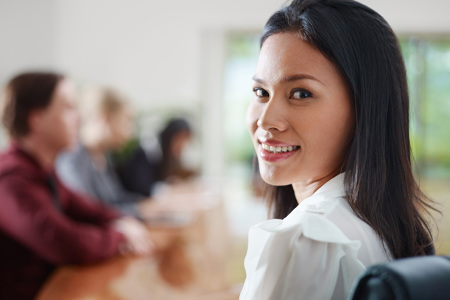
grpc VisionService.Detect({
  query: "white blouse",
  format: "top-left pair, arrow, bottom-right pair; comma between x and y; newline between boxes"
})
240,173 -> 391,300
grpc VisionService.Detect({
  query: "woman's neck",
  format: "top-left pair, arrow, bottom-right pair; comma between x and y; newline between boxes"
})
291,172 -> 339,204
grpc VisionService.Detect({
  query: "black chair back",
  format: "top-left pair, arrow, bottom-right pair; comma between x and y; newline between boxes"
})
349,256 -> 450,300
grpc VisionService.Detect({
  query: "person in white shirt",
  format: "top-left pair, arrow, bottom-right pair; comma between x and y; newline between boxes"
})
240,0 -> 436,299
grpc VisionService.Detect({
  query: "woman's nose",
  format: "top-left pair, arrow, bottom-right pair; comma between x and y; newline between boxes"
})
256,96 -> 289,132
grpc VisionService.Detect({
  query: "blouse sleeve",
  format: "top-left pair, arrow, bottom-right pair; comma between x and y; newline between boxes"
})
240,212 -> 365,300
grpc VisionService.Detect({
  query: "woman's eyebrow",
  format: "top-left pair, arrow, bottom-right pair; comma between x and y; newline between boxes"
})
252,74 -> 324,85
251,76 -> 265,84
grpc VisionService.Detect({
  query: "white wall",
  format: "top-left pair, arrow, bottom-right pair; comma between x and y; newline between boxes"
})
0,0 -> 56,86
50,0 -> 283,110
363,0 -> 450,33
2,0 -> 449,107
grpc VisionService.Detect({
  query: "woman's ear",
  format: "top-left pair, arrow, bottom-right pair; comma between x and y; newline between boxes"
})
28,110 -> 43,135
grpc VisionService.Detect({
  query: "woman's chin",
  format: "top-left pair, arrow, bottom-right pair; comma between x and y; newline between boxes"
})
260,174 -> 291,187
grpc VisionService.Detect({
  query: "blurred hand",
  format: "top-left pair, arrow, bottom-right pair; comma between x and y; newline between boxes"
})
114,217 -> 154,256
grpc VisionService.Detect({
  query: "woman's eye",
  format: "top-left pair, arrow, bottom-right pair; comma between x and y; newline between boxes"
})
291,89 -> 312,99
253,88 -> 269,98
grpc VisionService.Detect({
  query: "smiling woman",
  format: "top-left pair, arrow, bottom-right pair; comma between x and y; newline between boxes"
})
247,32 -> 354,195
240,0 -> 436,299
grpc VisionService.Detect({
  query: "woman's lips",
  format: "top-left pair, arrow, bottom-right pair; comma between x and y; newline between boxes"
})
258,141 -> 300,163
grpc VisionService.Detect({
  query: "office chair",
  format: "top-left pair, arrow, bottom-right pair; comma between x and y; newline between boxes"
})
349,256 -> 450,300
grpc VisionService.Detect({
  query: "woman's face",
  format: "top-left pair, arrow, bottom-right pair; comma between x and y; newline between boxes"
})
247,32 -> 354,186
106,105 -> 135,149
170,130 -> 191,158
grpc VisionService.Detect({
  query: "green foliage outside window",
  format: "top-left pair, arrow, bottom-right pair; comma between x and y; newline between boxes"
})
402,38 -> 450,177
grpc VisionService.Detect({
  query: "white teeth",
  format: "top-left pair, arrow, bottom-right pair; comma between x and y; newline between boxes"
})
261,143 -> 299,153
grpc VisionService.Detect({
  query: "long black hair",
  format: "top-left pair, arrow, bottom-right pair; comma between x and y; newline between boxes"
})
157,117 -> 191,181
261,0 -> 435,258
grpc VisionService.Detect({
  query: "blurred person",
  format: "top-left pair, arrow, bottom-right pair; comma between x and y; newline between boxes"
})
56,86 -> 147,216
115,117 -> 197,196
157,117 -> 196,182
0,72 -> 152,300
240,0 -> 436,299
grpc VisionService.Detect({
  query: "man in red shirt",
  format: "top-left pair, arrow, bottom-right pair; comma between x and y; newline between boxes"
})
0,72 -> 152,299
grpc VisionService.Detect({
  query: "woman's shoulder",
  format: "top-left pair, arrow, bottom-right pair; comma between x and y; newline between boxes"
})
248,187 -> 390,264
326,197 -> 392,265
243,195 -> 365,300
250,195 -> 356,248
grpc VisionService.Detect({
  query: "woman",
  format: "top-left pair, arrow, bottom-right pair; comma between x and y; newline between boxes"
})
115,117 -> 196,196
57,86 -> 146,216
157,117 -> 195,182
241,0 -> 435,299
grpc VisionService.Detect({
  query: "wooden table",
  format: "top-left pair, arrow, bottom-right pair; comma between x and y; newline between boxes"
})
36,182 -> 241,300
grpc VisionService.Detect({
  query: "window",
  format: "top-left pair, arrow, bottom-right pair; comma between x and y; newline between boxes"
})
402,37 -> 450,177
